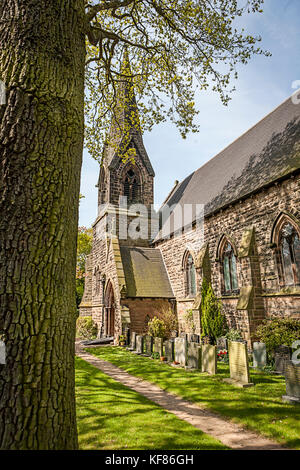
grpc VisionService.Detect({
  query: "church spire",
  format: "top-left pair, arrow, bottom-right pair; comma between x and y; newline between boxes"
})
110,48 -> 141,145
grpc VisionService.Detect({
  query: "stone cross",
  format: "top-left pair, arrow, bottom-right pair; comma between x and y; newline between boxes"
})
224,341 -> 253,387
201,344 -> 217,375
282,361 -> 300,404
174,337 -> 187,366
187,342 -> 201,369
253,342 -> 267,369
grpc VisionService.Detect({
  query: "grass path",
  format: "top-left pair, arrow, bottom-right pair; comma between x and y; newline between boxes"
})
84,346 -> 300,450
75,356 -> 228,450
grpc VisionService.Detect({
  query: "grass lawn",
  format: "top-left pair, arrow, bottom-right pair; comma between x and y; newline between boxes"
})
86,346 -> 300,450
75,356 -> 228,450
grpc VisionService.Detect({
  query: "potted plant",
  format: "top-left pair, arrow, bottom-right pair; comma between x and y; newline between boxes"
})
118,335 -> 126,346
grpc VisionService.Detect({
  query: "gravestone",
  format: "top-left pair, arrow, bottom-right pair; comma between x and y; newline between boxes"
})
135,335 -> 144,354
129,331 -> 137,351
275,346 -> 290,374
191,334 -> 200,343
153,337 -> 163,356
224,341 -> 254,387
174,337 -> 187,366
187,342 -> 201,369
216,336 -> 228,351
164,340 -> 174,362
282,361 -> 300,404
253,342 -> 267,369
144,335 -> 153,356
187,333 -> 200,343
180,332 -> 188,340
201,344 -> 217,375
0,340 -> 5,365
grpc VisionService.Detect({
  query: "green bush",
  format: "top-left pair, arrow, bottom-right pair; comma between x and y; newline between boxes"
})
256,318 -> 300,355
201,279 -> 227,344
76,316 -> 98,340
147,316 -> 166,339
225,328 -> 243,342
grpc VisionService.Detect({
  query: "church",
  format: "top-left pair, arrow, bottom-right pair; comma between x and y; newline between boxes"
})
80,66 -> 300,346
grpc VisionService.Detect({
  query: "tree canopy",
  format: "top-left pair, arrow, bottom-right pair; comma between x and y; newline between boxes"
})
84,0 -> 269,161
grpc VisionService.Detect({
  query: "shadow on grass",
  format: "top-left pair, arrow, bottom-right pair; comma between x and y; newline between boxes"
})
75,357 -> 228,450
84,346 -> 300,449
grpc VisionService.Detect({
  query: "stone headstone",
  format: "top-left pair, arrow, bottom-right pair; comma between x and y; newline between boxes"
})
224,341 -> 253,387
174,337 -> 187,366
164,340 -> 174,362
135,335 -> 144,354
180,332 -> 188,340
216,336 -> 228,351
129,331 -> 137,350
201,344 -> 217,375
187,342 -> 201,369
153,337 -> 163,356
0,340 -> 5,365
144,335 -> 153,356
253,342 -> 267,369
282,361 -> 300,404
275,346 -> 290,374
191,334 -> 200,343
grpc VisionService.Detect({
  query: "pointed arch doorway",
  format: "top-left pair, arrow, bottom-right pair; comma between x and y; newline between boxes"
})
104,281 -> 115,337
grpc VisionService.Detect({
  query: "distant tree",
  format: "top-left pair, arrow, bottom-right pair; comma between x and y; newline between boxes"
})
76,227 -> 93,308
0,0 -> 267,449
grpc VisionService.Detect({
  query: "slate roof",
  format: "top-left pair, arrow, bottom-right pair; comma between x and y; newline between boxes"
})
102,51 -> 155,177
155,95 -> 300,241
120,246 -> 174,298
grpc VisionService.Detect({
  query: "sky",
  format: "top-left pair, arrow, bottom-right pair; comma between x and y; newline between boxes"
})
79,0 -> 300,228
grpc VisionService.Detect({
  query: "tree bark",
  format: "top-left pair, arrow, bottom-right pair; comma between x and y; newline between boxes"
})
0,0 -> 86,449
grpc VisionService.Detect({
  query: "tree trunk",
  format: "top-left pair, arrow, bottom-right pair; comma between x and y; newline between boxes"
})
0,0 -> 86,449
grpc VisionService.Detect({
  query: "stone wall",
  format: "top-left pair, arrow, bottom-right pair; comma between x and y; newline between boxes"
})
121,298 -> 175,334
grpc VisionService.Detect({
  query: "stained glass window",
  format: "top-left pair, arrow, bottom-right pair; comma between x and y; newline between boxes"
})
279,222 -> 300,286
222,242 -> 238,294
186,253 -> 196,297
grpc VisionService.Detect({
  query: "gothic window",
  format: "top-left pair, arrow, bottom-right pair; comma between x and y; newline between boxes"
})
185,252 -> 196,297
123,168 -> 139,204
221,242 -> 238,294
277,222 -> 300,287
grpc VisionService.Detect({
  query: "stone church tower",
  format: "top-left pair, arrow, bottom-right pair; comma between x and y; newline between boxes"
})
79,54 -> 175,339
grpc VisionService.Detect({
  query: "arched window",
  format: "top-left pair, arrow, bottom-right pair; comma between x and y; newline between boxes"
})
123,168 -> 139,203
222,242 -> 238,294
277,222 -> 300,287
185,252 -> 196,297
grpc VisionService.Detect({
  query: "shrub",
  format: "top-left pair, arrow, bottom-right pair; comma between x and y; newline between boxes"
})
147,310 -> 178,339
256,318 -> 300,355
225,328 -> 243,342
76,316 -> 98,340
161,308 -> 179,338
201,279 -> 227,344
147,316 -> 166,339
